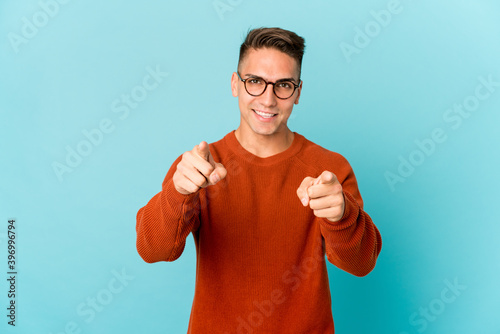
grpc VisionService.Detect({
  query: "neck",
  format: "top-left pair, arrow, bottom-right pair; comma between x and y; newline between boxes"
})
234,127 -> 295,158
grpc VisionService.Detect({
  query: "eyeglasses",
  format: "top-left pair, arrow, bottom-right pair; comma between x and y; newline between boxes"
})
236,72 -> 301,100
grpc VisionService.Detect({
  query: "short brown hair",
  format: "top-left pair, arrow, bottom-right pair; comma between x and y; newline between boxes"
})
238,27 -> 306,79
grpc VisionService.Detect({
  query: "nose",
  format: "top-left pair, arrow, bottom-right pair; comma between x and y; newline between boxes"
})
259,82 -> 278,107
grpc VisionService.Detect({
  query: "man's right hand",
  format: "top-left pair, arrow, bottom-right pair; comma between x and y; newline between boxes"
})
173,141 -> 227,195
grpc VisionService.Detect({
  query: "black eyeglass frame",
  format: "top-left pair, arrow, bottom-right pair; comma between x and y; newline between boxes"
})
236,72 -> 301,100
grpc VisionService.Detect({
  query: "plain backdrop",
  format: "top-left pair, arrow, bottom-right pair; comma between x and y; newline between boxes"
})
1,1 -> 499,333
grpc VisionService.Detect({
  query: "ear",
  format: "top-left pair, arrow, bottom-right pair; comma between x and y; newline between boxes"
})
294,80 -> 303,105
231,72 -> 239,97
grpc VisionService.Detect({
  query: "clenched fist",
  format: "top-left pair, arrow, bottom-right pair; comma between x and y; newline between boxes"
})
173,141 -> 227,195
297,171 -> 345,223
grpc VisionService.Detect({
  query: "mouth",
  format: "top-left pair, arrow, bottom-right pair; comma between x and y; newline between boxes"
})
253,109 -> 277,119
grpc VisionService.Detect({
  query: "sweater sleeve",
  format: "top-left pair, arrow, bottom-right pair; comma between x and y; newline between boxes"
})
318,161 -> 382,277
136,155 -> 201,263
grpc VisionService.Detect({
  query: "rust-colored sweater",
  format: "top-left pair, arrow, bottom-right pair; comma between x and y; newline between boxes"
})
136,131 -> 382,333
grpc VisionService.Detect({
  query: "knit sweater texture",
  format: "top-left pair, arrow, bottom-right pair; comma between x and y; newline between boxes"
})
136,130 -> 382,333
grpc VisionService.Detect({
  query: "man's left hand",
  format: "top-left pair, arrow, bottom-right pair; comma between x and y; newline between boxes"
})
297,171 -> 345,223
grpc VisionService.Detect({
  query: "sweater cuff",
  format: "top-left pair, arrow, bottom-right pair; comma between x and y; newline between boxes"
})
163,178 -> 199,218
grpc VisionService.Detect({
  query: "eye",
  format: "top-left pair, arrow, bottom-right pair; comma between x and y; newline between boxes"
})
248,78 -> 262,85
277,81 -> 293,89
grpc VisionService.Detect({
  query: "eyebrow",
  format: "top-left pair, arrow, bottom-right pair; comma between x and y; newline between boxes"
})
244,73 -> 299,83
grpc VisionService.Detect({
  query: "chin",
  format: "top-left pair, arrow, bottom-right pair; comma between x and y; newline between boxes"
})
252,128 -> 274,136
251,124 -> 283,136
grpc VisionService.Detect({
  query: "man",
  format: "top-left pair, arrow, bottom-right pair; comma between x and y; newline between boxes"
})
136,27 -> 382,333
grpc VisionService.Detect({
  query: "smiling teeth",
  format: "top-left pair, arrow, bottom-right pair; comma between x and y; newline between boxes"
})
255,110 -> 275,118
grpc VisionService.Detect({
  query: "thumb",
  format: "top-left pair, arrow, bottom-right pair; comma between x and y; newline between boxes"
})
206,148 -> 226,184
209,162 -> 227,184
297,177 -> 315,206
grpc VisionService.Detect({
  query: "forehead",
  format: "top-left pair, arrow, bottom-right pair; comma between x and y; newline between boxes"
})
239,47 -> 300,80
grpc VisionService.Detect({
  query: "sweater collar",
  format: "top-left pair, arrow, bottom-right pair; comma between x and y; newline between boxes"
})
223,130 -> 305,166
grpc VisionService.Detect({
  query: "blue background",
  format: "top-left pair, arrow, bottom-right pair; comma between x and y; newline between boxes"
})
1,1 -> 499,333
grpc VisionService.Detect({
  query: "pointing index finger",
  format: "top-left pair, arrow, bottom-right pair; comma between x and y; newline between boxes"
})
196,141 -> 210,161
316,171 -> 337,185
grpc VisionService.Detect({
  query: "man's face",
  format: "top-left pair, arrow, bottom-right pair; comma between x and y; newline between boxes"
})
231,47 -> 302,137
